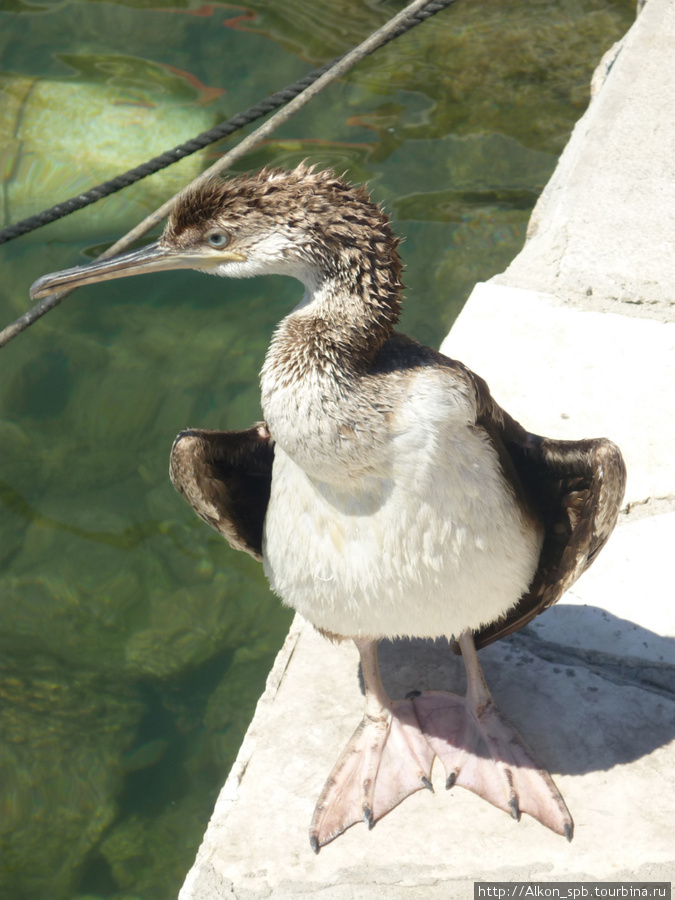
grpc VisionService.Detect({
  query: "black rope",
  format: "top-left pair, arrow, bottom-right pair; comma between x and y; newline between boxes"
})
0,0 -> 454,247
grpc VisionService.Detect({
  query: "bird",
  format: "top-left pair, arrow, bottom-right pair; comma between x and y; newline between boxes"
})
30,164 -> 626,852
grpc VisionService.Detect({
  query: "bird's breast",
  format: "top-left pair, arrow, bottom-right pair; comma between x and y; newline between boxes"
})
260,363 -> 393,482
261,368 -> 543,640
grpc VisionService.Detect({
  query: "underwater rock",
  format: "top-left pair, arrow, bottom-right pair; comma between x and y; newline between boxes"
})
0,59 -> 217,241
0,656 -> 142,900
123,559 -> 273,679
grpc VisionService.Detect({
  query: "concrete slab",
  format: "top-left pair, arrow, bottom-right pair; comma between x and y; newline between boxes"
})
499,0 -> 675,317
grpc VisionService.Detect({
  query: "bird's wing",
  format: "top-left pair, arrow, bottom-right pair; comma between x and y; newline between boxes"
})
466,369 -> 627,649
169,424 -> 274,561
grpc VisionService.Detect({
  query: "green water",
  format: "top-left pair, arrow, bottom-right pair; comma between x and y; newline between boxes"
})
0,1 -> 633,897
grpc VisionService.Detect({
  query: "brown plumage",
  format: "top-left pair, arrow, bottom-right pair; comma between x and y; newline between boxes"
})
169,424 -> 274,560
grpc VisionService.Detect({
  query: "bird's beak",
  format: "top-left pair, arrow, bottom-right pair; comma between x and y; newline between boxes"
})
29,241 -> 246,300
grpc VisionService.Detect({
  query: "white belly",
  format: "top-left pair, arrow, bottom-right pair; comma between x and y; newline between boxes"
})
262,383 -> 542,640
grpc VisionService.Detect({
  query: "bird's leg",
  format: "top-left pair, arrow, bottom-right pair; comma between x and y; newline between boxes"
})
309,638 -> 435,852
412,631 -> 574,840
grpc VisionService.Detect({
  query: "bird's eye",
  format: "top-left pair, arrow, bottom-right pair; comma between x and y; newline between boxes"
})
206,230 -> 229,248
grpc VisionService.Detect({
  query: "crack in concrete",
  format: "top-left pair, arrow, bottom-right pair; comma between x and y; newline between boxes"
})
620,494 -> 675,520
512,630 -> 675,700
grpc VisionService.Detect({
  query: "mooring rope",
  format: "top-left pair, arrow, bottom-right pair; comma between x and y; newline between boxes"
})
0,0 -> 458,347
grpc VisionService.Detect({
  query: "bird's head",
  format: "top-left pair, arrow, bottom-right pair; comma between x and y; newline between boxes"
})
30,165 -> 401,300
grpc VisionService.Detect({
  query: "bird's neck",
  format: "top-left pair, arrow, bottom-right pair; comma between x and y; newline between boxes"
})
260,248 -> 403,476
264,243 -> 403,384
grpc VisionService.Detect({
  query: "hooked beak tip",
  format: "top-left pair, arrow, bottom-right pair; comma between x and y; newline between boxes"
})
29,276 -> 58,301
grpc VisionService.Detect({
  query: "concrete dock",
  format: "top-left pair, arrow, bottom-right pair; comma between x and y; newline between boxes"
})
180,1 -> 675,895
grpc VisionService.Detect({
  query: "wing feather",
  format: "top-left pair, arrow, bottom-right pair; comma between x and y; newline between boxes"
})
169,424 -> 274,560
469,372 -> 626,648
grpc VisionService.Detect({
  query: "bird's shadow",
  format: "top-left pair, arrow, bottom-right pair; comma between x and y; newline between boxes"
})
369,605 -> 675,777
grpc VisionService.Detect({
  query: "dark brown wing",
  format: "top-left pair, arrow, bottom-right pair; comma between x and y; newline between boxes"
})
169,424 -> 274,561
468,371 -> 627,649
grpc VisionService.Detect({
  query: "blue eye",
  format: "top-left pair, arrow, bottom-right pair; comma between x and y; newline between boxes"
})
206,231 -> 229,248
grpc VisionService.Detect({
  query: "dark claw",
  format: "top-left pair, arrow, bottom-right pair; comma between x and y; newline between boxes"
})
406,690 -> 421,699
363,807 -> 374,829
445,772 -> 457,790
310,834 -> 320,855
564,821 -> 574,842
508,796 -> 521,821
421,775 -> 434,793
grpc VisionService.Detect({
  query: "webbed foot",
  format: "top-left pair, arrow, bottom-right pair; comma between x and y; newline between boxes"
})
411,630 -> 574,840
309,697 -> 435,852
